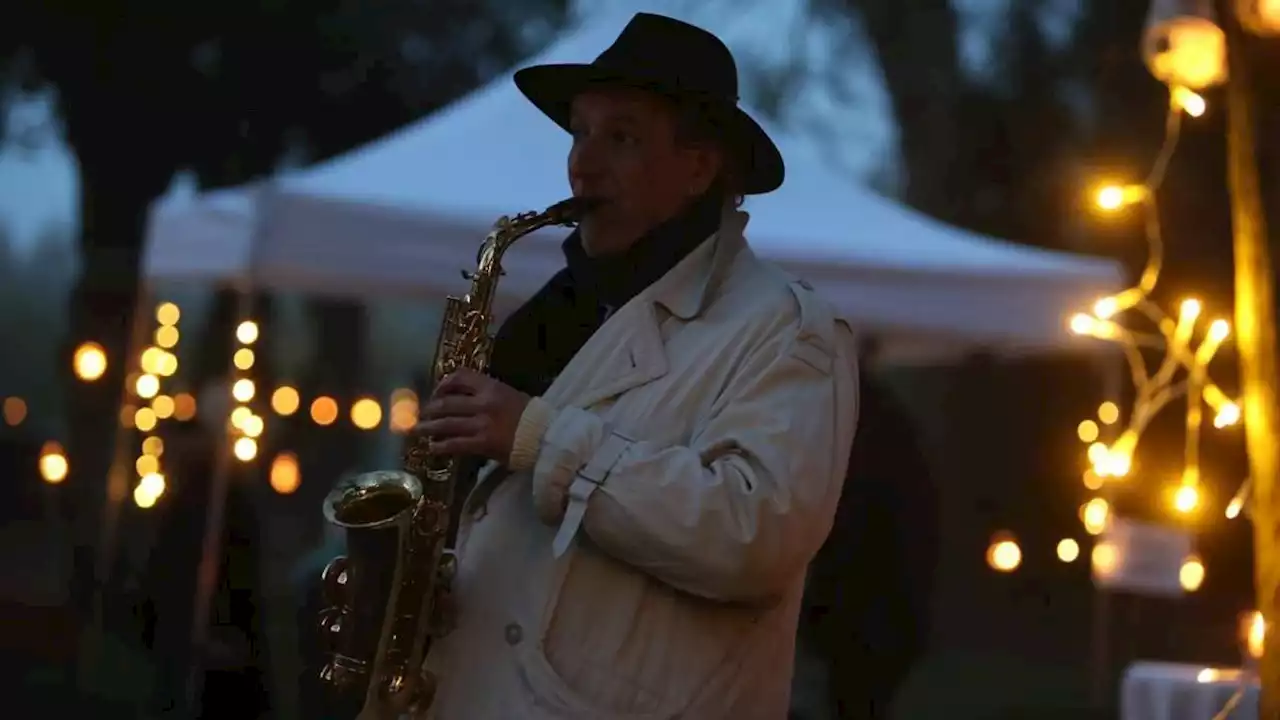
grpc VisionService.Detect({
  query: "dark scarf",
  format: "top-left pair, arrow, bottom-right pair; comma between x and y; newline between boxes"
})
488,192 -> 723,397
444,194 -> 722,543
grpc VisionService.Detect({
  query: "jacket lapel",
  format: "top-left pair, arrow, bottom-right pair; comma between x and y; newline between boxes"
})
542,209 -> 749,411
563,300 -> 669,410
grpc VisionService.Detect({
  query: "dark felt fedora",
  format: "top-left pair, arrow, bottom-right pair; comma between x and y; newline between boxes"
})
513,12 -> 785,195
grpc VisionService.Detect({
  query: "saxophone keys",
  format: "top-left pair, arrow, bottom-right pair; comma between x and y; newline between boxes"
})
320,555 -> 351,606
317,607 -> 345,645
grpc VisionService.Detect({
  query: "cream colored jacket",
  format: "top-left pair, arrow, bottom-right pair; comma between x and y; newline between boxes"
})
420,211 -> 859,719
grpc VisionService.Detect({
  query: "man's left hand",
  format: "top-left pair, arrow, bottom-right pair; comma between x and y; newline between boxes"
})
417,368 -> 531,463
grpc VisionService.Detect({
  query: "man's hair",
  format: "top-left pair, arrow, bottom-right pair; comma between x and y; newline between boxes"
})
670,99 -> 747,209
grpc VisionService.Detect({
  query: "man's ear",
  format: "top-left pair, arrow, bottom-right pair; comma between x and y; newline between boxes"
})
683,144 -> 725,198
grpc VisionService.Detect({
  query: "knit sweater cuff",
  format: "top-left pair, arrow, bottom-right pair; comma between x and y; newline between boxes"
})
508,397 -> 554,472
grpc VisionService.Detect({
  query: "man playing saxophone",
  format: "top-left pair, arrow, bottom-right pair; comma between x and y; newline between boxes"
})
415,13 -> 859,719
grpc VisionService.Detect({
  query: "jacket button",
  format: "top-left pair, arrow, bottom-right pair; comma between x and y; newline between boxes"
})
504,622 -> 523,646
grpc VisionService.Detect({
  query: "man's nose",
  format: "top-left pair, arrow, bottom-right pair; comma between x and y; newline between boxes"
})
568,134 -> 608,176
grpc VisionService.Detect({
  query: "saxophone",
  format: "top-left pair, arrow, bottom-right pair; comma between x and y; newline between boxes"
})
317,196 -> 597,719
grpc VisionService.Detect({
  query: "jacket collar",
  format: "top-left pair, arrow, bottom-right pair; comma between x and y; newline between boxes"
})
646,208 -> 749,321
562,190 -> 725,313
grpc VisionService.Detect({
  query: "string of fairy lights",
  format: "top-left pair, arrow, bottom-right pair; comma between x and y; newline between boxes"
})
19,303 -> 424,506
985,95 -> 1239,580
987,1 -> 1280,691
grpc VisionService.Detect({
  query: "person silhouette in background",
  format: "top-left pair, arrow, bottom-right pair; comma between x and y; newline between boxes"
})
799,367 -> 937,718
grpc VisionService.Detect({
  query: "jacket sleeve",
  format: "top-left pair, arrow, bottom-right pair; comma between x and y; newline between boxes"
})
520,301 -> 859,605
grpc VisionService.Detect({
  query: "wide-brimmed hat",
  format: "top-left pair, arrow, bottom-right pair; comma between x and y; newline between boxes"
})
513,13 -> 785,195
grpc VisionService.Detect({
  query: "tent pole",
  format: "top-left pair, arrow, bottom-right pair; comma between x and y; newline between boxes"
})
1220,9 -> 1280,716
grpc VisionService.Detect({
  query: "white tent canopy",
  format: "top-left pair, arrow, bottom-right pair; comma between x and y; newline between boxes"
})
144,15 -> 1123,362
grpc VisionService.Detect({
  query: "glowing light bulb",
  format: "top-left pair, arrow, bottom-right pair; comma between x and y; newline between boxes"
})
1174,484 -> 1200,513
73,342 -> 108,382
1077,420 -> 1100,443
236,321 -> 260,344
1180,556 -> 1205,591
1171,86 -> 1206,117
986,534 -> 1022,573
1057,538 -> 1080,563
1081,498 -> 1110,535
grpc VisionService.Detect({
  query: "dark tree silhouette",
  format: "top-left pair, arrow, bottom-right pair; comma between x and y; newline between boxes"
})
1,0 -> 570,611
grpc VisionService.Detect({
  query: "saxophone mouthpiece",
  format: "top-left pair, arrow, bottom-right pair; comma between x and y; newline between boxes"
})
548,196 -> 604,225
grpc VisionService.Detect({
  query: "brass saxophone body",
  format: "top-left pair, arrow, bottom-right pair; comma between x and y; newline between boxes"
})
317,197 -> 596,719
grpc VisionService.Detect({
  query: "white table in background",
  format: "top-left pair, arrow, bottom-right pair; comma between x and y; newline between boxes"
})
1121,661 -> 1258,720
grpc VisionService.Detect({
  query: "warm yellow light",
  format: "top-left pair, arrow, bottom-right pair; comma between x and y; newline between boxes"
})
1203,384 -> 1240,428
1077,420 -> 1100,443
1180,556 -> 1205,591
233,348 -> 255,370
230,406 -> 253,430
1098,401 -> 1120,425
1174,483 -> 1201,514
1081,498 -> 1110,535
241,414 -> 265,439
986,535 -> 1022,573
155,302 -> 181,327
236,321 -> 260,344
311,396 -> 339,426
1180,297 -> 1203,320
233,437 -> 258,462
1245,610 -> 1267,660
134,374 -> 160,400
135,408 -> 158,432
1237,0 -> 1280,36
270,452 -> 302,495
2,397 -> 27,426
1143,15 -> 1228,89
1083,470 -> 1104,491
1095,184 -> 1146,211
141,435 -> 164,456
138,472 -> 165,498
351,398 -> 383,430
1057,538 -> 1080,563
73,342 -> 108,382
140,347 -> 165,374
135,454 -> 160,477
1227,496 -> 1245,519
152,351 -> 177,378
1214,402 -> 1241,428
390,399 -> 419,433
1093,297 -> 1119,319
1092,541 -> 1121,577
1093,430 -> 1138,478
38,442 -> 68,484
133,484 -> 159,509
151,394 -> 175,419
232,378 -> 256,403
1070,313 -> 1096,335
1171,85 -> 1206,117
1068,313 -> 1122,340
271,386 -> 301,416
173,393 -> 197,422
1208,319 -> 1230,342
154,325 -> 180,349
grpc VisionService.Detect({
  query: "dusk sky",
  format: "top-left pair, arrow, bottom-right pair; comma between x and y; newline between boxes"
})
0,0 -> 1065,255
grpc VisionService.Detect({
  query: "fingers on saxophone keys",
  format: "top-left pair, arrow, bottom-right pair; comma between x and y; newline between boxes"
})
413,416 -> 484,440
421,394 -> 484,419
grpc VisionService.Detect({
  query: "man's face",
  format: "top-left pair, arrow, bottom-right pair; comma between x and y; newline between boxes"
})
568,87 -> 721,256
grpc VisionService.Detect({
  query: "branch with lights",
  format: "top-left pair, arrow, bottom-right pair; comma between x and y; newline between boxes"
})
985,1 -> 1271,592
